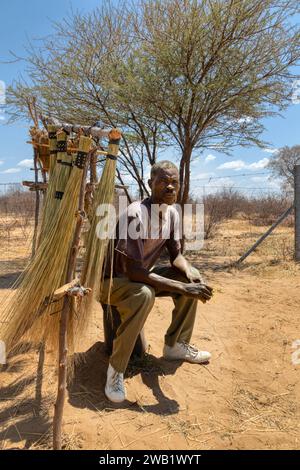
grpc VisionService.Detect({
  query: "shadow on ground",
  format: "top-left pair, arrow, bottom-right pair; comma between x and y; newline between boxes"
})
0,343 -> 52,450
68,341 -> 209,417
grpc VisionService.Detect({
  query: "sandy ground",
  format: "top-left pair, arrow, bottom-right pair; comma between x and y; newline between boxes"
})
0,216 -> 300,450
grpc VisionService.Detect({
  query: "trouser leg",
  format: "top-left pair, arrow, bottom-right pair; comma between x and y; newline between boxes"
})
100,278 -> 155,373
151,266 -> 198,347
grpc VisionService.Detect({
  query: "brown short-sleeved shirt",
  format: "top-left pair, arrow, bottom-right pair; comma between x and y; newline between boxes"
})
104,198 -> 181,278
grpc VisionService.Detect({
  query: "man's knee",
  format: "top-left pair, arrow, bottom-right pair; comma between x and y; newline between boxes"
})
137,284 -> 155,306
177,266 -> 201,284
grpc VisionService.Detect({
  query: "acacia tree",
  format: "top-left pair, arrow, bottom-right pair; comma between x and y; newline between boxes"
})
6,5 -> 165,198
268,145 -> 300,192
7,0 -> 300,205
124,0 -> 300,205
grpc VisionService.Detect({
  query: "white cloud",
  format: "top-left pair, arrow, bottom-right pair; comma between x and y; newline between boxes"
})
17,159 -> 32,168
217,158 -> 269,171
247,158 -> 269,170
263,148 -> 279,154
0,160 -> 3,165
217,160 -> 246,170
205,154 -> 216,163
0,168 -> 21,174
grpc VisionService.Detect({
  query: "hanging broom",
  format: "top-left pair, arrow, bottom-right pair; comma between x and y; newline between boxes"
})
53,130 -> 72,202
31,135 -> 92,354
0,135 -> 92,355
38,125 -> 60,245
75,129 -> 121,341
38,129 -> 72,245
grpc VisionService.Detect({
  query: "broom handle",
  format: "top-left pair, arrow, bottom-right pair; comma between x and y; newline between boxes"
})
53,136 -> 91,450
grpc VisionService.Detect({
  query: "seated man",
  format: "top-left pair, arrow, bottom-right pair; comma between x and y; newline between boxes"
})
100,160 -> 213,403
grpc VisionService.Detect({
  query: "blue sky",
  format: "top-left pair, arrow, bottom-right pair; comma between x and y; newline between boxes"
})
0,0 -> 299,196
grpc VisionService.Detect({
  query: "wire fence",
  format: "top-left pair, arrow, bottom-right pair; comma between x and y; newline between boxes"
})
0,174 -> 295,279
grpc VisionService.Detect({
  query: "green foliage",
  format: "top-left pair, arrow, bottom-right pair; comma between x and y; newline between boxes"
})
6,0 -> 300,201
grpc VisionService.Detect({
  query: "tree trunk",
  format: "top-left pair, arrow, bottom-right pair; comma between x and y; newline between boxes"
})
178,147 -> 192,253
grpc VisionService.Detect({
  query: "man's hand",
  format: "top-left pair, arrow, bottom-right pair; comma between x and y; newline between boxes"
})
185,265 -> 204,284
180,282 -> 213,303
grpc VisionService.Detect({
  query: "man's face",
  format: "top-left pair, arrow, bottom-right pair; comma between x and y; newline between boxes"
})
148,167 -> 180,205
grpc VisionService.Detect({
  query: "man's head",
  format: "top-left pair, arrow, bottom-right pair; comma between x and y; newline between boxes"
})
148,160 -> 180,205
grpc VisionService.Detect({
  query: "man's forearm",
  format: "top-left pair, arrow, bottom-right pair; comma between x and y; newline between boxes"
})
127,267 -> 184,294
171,253 -> 190,278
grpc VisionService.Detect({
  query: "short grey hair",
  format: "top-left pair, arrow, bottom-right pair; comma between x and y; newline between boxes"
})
150,160 -> 179,179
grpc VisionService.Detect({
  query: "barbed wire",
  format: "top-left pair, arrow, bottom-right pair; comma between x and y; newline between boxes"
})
191,171 -> 270,181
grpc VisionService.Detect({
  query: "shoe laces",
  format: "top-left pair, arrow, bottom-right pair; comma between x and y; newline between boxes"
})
180,342 -> 199,358
111,371 -> 124,393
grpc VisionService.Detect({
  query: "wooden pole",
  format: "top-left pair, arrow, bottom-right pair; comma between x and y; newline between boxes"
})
53,139 -> 91,450
42,116 -> 111,139
90,149 -> 98,184
295,164 -> 300,262
31,147 -> 40,258
236,205 -> 294,265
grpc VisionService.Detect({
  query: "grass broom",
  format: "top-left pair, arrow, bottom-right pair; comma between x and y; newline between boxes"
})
38,129 -> 72,245
75,129 -> 121,341
0,136 -> 92,355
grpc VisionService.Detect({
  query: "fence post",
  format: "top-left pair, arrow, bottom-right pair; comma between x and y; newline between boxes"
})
295,164 -> 300,262
236,205 -> 294,265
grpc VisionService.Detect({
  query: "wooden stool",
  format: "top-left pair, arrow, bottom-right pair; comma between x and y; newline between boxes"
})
101,303 -> 148,359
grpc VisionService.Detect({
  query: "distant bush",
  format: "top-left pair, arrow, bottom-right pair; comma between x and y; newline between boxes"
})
194,187 -> 293,239
0,188 -> 35,218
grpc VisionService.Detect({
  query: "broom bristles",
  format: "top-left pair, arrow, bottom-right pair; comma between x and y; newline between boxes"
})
0,136 -> 92,355
75,130 -> 121,344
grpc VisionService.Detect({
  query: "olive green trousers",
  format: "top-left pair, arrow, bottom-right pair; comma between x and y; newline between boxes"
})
100,265 -> 199,373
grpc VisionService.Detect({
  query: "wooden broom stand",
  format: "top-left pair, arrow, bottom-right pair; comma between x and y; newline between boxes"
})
53,139 -> 91,450
27,140 -> 109,156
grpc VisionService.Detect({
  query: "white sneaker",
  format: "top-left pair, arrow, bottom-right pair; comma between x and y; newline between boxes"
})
163,342 -> 211,364
105,363 -> 126,403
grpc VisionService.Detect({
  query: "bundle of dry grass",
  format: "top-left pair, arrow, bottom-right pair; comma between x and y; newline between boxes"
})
38,126 -> 59,245
0,135 -> 92,355
38,129 -> 73,245
54,134 -> 73,201
76,129 -> 121,339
